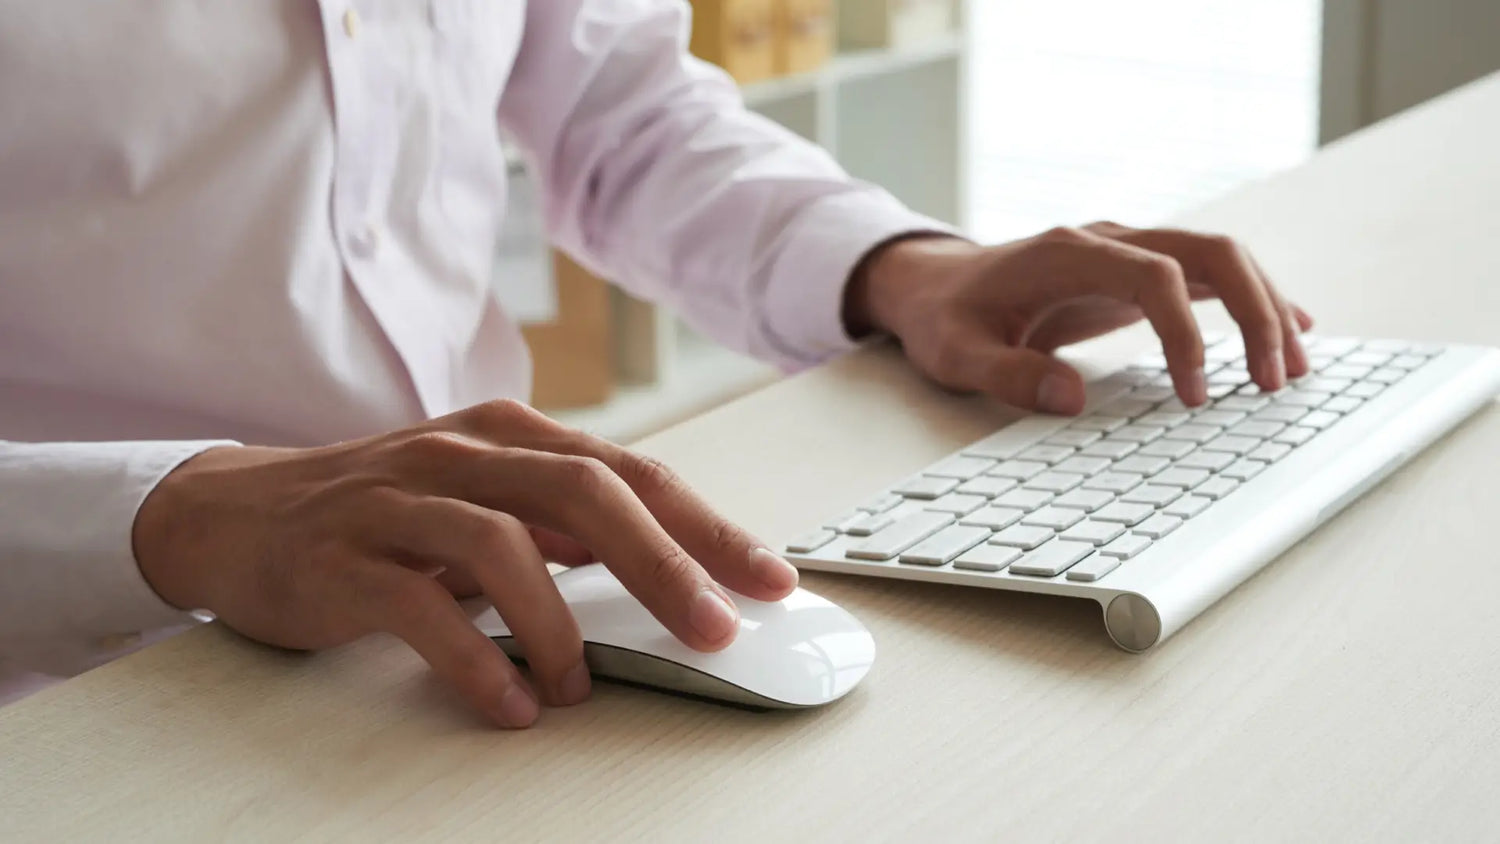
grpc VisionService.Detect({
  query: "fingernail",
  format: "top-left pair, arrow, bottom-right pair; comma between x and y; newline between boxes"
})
1185,368 -> 1208,406
688,586 -> 739,644
1262,349 -> 1286,388
556,660 -> 592,706
497,684 -> 538,728
749,547 -> 799,592
1036,373 -> 1076,415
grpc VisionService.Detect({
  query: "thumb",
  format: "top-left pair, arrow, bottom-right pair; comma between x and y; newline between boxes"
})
939,338 -> 1087,415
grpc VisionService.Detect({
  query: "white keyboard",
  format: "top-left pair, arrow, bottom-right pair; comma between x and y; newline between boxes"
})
785,334 -> 1500,651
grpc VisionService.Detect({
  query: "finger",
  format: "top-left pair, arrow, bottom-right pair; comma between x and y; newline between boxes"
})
1093,227 -> 1287,391
931,330 -> 1087,414
1243,252 -> 1310,379
1029,228 -> 1207,405
528,525 -> 595,567
393,431 -> 743,652
434,566 -> 483,598
445,401 -> 800,603
347,560 -> 539,728
1293,305 -> 1314,331
369,494 -> 589,706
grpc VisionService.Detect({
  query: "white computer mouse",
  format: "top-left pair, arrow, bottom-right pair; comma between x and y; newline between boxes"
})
469,563 -> 876,709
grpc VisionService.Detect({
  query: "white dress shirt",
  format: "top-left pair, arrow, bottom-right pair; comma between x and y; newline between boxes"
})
0,0 -> 945,704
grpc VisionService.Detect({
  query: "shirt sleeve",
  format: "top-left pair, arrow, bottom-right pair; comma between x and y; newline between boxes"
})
497,0 -> 958,370
0,440 -> 234,663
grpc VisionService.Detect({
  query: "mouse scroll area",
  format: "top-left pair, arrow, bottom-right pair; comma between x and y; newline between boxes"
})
489,637 -> 801,710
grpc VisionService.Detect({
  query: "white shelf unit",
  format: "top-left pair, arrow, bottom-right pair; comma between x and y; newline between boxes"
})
542,24 -> 970,442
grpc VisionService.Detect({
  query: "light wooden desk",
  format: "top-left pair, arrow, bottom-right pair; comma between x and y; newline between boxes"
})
5,74 -> 1500,843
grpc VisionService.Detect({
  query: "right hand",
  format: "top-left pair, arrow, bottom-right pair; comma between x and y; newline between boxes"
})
131,399 -> 800,728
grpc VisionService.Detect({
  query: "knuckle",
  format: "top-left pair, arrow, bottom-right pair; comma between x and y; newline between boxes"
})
1203,233 -> 1241,256
619,452 -> 681,493
1039,225 -> 1088,246
400,430 -> 479,462
557,454 -> 619,499
472,398 -> 551,432
709,518 -> 743,554
645,541 -> 697,592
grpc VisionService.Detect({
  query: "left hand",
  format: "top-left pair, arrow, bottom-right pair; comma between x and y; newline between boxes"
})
842,223 -> 1314,414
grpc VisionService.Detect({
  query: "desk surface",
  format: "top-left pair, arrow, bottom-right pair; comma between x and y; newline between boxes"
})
5,74 -> 1500,842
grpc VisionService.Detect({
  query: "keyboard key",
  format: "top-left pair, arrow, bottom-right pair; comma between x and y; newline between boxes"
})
1299,410 -> 1340,429
1175,450 -> 1235,471
956,476 -> 1018,498
1276,390 -> 1332,408
1053,455 -> 1113,476
824,509 -> 866,530
1163,423 -> 1222,444
1194,409 -> 1248,427
959,506 -> 1026,530
1205,382 -> 1238,399
892,475 -> 958,499
1061,520 -> 1125,546
1388,354 -> 1425,370
1081,472 -> 1143,494
785,528 -> 836,554
1307,336 -> 1361,356
1137,410 -> 1192,428
1066,555 -> 1122,582
994,488 -> 1054,510
1133,514 -> 1183,539
1150,467 -> 1210,489
1249,442 -> 1293,463
1137,439 -> 1195,459
952,544 -> 1022,573
1108,425 -> 1167,443
1092,502 -> 1155,525
1114,455 -> 1171,476
1008,541 -> 1095,577
1344,350 -> 1392,367
924,493 -> 988,515
1208,368 -> 1250,385
1044,430 -> 1101,448
1324,363 -> 1373,380
926,455 -> 997,480
1100,533 -> 1152,559
1321,396 -> 1362,414
1272,426 -> 1317,447
1021,506 -> 1085,530
1128,385 -> 1176,402
1295,376 -> 1354,394
1360,339 -> 1407,354
990,525 -> 1054,550
1052,489 -> 1115,511
899,526 -> 991,566
1068,416 -> 1127,432
1080,440 -> 1139,459
1307,354 -> 1337,371
1216,395 -> 1270,412
1097,397 -> 1156,418
1016,444 -> 1076,464
1202,434 -> 1260,455
1344,381 -> 1384,399
844,512 -> 896,536
989,460 -> 1048,480
1194,476 -> 1239,499
846,511 -> 954,560
1228,420 -> 1286,440
1163,495 -> 1211,519
1024,471 -> 1086,493
1252,405 -> 1309,424
859,493 -> 903,513
1221,459 -> 1267,481
1120,484 -> 1182,508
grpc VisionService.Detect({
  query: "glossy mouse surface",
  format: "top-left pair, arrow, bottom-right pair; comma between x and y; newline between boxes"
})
470,564 -> 876,709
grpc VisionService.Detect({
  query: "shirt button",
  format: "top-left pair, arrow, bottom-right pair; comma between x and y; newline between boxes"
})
347,223 -> 382,259
96,632 -> 143,651
342,7 -> 361,39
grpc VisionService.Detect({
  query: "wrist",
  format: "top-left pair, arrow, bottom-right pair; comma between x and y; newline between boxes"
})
842,234 -> 980,338
131,444 -> 243,611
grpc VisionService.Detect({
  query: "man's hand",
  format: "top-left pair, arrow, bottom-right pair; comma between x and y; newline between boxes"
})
131,400 -> 800,728
844,223 -> 1314,414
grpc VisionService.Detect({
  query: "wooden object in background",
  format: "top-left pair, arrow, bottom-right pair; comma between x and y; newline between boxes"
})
690,0 -> 779,84
776,0 -> 834,75
520,253 -> 613,409
839,0 -> 954,50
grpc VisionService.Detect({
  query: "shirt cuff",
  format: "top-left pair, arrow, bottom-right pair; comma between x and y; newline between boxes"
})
759,189 -> 961,369
0,440 -> 238,644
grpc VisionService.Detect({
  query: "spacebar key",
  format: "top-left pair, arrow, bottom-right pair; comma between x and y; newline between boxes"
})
847,511 -> 955,560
